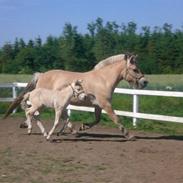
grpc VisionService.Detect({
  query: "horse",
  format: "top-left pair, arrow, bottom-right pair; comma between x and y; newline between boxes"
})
21,80 -> 86,140
4,53 -> 148,140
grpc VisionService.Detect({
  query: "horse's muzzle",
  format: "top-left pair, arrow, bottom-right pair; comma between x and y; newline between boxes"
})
78,93 -> 87,100
138,78 -> 148,89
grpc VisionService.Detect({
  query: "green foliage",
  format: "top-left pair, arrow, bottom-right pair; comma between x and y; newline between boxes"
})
1,18 -> 183,74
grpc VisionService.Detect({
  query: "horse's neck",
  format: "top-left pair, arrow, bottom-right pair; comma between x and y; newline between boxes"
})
98,62 -> 124,90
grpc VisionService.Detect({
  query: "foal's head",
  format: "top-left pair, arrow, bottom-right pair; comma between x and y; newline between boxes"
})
122,54 -> 148,89
70,80 -> 86,100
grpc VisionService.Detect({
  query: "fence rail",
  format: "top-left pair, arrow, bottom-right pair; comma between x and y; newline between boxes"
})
1,82 -> 183,126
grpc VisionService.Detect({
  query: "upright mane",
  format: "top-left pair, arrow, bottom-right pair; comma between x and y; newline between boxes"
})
94,54 -> 125,70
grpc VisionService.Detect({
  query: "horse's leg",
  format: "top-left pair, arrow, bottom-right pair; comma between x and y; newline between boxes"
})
58,119 -> 68,135
57,109 -> 77,135
95,99 -> 133,139
26,107 -> 40,134
20,110 -> 39,129
79,106 -> 102,131
25,110 -> 33,135
47,108 -> 62,140
20,120 -> 28,128
57,109 -> 70,135
103,103 -> 135,140
35,117 -> 47,137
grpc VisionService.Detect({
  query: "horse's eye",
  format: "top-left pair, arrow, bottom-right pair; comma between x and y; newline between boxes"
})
133,69 -> 138,73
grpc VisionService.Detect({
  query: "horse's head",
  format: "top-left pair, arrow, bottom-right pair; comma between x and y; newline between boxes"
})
122,54 -> 148,89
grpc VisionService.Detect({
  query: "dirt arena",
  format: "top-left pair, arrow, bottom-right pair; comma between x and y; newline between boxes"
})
0,116 -> 182,183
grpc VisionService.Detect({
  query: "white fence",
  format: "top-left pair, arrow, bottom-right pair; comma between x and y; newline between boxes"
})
1,82 -> 183,126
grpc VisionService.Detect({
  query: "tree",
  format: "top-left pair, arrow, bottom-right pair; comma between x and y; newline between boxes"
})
0,43 -> 14,73
41,36 -> 63,71
93,18 -> 117,61
60,23 -> 90,71
13,48 -> 37,73
1,21 -> 183,74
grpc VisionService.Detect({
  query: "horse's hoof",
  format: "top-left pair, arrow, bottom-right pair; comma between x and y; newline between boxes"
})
79,123 -> 91,131
71,129 -> 77,135
46,136 -> 50,141
57,130 -> 66,136
79,127 -> 82,131
43,132 -> 48,137
57,132 -> 60,136
79,124 -> 85,131
20,123 -> 28,128
121,127 -> 129,137
125,134 -> 136,141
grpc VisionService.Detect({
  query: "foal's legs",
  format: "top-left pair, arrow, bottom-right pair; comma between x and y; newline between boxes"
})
25,107 -> 37,134
36,119 -> 47,137
47,108 -> 62,140
25,112 -> 32,134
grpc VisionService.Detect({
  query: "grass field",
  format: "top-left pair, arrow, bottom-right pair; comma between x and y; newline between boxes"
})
0,74 -> 32,84
0,73 -> 183,135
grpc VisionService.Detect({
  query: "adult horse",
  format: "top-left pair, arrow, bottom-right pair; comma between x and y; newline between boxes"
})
4,53 -> 148,139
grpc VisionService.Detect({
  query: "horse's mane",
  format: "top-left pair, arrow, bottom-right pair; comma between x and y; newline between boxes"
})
94,54 -> 125,70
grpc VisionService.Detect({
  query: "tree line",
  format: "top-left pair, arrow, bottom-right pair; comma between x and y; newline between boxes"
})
0,18 -> 183,74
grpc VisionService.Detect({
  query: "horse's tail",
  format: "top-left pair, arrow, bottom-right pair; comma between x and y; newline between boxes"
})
3,72 -> 41,118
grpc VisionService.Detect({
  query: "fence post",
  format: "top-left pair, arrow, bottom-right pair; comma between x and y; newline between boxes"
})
12,83 -> 17,113
68,109 -> 71,117
133,94 -> 139,127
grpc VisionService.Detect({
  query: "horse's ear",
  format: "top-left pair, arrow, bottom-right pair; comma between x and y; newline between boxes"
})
77,79 -> 83,84
78,79 -> 83,83
129,56 -> 135,65
129,54 -> 139,65
124,54 -> 128,61
75,79 -> 83,86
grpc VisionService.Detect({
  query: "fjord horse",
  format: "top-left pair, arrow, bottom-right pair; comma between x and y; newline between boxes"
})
22,80 -> 86,140
4,53 -> 148,139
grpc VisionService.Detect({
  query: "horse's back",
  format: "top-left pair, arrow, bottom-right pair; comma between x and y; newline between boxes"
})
36,69 -> 90,90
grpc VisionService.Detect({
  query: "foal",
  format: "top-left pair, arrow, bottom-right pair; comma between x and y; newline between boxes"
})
22,80 -> 85,140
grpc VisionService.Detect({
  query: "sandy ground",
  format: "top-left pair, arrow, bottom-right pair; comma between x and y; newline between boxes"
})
0,116 -> 183,183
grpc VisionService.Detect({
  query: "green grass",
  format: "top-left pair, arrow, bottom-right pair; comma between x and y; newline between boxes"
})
0,74 -> 32,83
1,73 -> 183,135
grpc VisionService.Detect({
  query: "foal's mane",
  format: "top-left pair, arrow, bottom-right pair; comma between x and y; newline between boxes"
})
94,54 -> 125,70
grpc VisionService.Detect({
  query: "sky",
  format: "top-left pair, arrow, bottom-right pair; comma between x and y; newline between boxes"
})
0,0 -> 183,46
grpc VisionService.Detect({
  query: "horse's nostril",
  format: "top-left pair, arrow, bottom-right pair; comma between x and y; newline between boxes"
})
144,80 -> 148,85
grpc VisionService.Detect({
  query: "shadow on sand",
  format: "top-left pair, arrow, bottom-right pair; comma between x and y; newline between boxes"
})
136,135 -> 183,141
21,131 -> 183,142
51,132 -> 127,143
50,132 -> 183,143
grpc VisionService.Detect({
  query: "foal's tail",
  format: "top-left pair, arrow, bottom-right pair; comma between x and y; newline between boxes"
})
20,92 -> 31,111
3,72 -> 41,119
